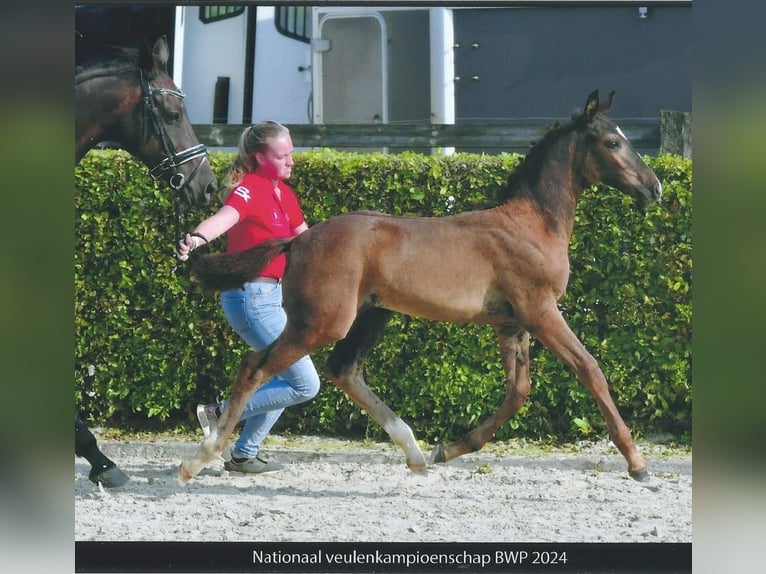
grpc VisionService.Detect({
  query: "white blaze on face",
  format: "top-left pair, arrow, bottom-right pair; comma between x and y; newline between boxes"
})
615,125 -> 629,141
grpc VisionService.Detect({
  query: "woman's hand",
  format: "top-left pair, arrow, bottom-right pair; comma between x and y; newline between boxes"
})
174,206 -> 237,262
176,233 -> 201,262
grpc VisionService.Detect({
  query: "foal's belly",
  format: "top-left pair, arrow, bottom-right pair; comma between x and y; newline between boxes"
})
373,283 -> 508,325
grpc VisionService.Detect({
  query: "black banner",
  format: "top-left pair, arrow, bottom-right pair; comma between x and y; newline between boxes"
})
76,542 -> 691,573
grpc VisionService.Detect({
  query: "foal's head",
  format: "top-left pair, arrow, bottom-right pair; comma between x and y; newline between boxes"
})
576,90 -> 662,209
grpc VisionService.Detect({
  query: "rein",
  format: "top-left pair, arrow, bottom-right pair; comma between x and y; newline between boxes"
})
139,69 -> 209,192
139,68 -> 212,275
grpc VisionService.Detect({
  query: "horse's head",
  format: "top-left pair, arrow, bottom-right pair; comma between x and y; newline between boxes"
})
577,90 -> 662,209
129,36 -> 217,209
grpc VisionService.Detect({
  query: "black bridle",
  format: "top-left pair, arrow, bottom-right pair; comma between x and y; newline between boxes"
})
139,69 -> 209,193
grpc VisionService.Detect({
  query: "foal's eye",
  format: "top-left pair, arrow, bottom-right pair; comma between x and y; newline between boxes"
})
605,139 -> 620,149
165,112 -> 182,123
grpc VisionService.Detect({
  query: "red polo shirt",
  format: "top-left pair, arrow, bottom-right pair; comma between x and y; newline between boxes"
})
223,172 -> 305,278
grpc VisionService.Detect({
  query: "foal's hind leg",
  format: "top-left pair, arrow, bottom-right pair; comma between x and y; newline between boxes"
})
326,307 -> 428,474
179,336 -> 309,484
432,327 -> 531,464
178,349 -> 271,484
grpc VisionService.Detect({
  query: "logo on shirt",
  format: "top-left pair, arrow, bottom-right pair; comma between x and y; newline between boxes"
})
233,186 -> 251,202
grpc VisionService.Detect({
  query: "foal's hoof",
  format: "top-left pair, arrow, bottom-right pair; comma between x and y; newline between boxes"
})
89,464 -> 130,488
430,444 -> 446,464
629,468 -> 650,482
178,463 -> 193,486
408,462 -> 428,476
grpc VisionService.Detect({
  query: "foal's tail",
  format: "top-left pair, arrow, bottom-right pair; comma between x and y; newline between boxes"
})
189,238 -> 293,292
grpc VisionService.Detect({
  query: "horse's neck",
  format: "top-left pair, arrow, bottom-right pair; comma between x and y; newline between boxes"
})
75,72 -> 142,159
512,136 -> 582,237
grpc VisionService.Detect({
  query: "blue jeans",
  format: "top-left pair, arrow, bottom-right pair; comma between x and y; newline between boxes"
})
220,280 -> 320,458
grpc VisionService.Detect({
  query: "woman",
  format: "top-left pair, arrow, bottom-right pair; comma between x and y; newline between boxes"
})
176,121 -> 320,474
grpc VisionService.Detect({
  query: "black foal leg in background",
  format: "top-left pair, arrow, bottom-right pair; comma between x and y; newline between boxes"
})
75,415 -> 129,488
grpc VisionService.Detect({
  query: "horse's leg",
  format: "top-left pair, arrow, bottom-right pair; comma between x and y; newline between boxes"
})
432,327 -> 531,464
75,415 -> 129,488
325,307 -> 428,474
529,306 -> 649,481
178,335 -> 310,484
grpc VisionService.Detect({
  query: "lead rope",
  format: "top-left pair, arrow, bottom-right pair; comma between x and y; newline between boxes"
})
172,223 -> 211,274
170,203 -> 211,274
171,199 -> 185,275
171,196 -> 213,275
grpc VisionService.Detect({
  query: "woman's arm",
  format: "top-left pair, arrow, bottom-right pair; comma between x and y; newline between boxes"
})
176,205 -> 240,261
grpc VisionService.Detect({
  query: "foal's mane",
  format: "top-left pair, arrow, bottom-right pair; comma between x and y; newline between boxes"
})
495,112 -> 586,205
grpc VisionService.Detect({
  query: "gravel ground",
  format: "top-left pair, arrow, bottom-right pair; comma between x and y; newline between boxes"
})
75,435 -> 691,544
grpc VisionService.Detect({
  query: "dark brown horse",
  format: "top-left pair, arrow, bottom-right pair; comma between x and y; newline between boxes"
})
75,35 -> 216,207
75,35 -> 217,487
179,90 -> 662,485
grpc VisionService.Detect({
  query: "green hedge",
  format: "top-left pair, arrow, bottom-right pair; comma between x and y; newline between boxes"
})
75,149 -> 691,443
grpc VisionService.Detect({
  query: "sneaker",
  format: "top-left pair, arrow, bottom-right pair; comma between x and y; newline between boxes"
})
196,402 -> 221,438
224,454 -> 283,474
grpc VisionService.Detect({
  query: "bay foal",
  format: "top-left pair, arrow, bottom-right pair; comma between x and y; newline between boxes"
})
179,90 -> 661,485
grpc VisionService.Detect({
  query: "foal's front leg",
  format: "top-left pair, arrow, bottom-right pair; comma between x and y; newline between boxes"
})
530,306 -> 649,481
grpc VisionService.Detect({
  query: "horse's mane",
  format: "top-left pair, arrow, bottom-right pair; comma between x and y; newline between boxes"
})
495,112 -> 585,205
75,36 -> 138,83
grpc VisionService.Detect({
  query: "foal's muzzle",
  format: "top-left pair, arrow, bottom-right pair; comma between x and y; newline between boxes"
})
635,180 -> 663,209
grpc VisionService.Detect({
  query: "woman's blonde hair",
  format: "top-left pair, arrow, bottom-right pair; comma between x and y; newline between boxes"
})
220,120 -> 290,201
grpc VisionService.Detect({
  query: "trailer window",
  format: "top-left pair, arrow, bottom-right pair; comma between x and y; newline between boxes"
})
275,6 -> 311,43
199,6 -> 245,24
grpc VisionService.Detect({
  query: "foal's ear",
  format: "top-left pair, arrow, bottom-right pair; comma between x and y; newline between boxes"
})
584,90 -> 616,120
584,90 -> 600,120
600,90 -> 616,113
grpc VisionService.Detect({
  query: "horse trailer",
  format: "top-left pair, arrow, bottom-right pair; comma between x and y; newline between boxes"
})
76,3 -> 692,145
